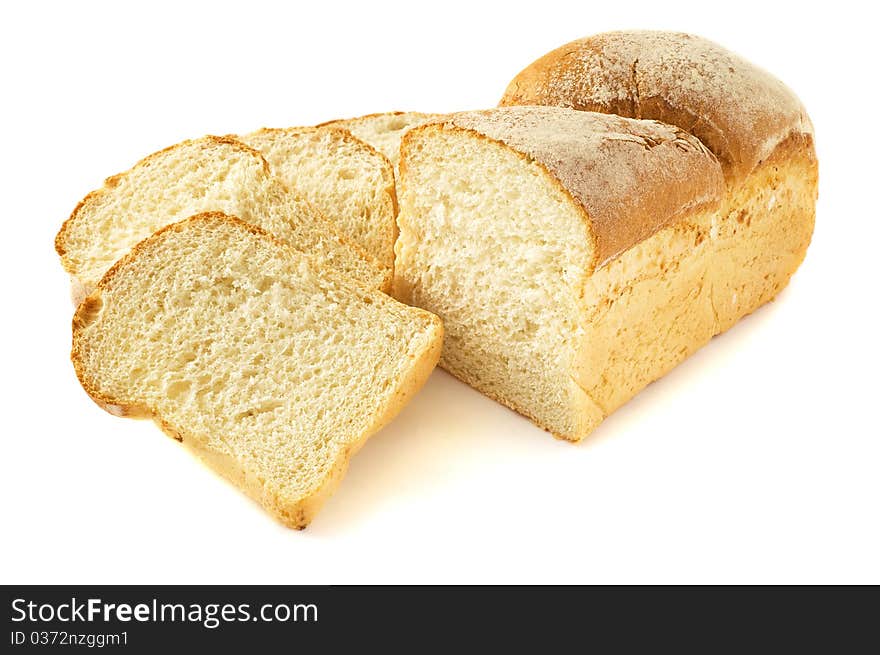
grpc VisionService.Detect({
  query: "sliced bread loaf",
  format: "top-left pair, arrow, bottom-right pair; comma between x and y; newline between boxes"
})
55,136 -> 388,304
319,112 -> 443,169
394,107 -> 725,441
72,212 -> 443,528
240,126 -> 397,269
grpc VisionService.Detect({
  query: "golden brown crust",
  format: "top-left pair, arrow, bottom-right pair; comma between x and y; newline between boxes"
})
410,108 -> 724,267
71,212 -> 442,529
761,131 -> 817,173
499,30 -> 813,185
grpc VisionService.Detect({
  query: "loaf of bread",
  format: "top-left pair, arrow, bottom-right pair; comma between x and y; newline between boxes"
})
72,213 -> 442,528
319,112 -> 443,168
58,31 -> 818,530
500,30 -> 818,332
240,126 -> 397,269
395,107 -> 727,439
55,136 -> 388,304
392,32 -> 817,441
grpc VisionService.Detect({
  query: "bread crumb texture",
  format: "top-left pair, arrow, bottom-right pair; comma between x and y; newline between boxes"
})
240,126 -> 398,269
72,213 -> 442,528
56,136 -> 387,303
439,107 -> 724,264
394,108 -> 816,441
320,112 -> 443,168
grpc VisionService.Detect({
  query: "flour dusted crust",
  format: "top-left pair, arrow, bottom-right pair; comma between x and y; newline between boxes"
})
498,30 -> 818,332
500,30 -> 813,184
436,107 -> 724,265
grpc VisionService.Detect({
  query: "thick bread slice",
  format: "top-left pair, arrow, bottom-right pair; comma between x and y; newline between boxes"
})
394,107 -> 726,441
240,126 -> 397,269
55,136 -> 388,304
72,213 -> 443,528
499,30 -> 818,333
319,112 -> 443,169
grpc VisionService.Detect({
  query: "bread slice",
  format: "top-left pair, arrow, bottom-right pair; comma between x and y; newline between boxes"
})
55,136 -> 388,305
319,112 -> 443,169
394,107 -> 726,441
72,212 -> 443,528
240,126 -> 397,269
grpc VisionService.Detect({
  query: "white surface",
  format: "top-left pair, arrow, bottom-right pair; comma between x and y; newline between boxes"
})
1,0 -> 877,584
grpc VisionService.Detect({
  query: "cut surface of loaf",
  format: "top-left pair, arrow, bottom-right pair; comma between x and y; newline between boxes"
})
72,213 -> 443,528
394,107 -> 726,440
240,127 -> 397,269
319,112 -> 443,169
56,136 -> 388,304
499,29 -> 818,333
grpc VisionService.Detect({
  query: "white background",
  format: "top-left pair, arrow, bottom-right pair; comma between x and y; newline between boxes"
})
1,0 -> 877,584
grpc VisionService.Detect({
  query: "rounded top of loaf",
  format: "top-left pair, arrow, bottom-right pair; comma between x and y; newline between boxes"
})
421,106 -> 724,266
499,30 -> 813,184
